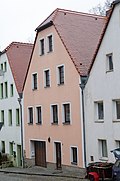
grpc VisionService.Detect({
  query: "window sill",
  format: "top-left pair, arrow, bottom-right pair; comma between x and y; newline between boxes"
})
51,122 -> 58,125
71,162 -> 77,166
40,53 -> 45,56
106,70 -> 113,73
47,50 -> 53,54
113,119 -> 120,123
95,120 -> 104,123
16,124 -> 20,126
32,88 -> 37,91
44,85 -> 50,88
36,122 -> 42,125
28,123 -> 33,125
58,83 -> 64,86
63,122 -> 70,125
99,157 -> 108,161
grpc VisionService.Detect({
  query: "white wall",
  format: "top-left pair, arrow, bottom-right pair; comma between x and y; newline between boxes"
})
0,52 -> 21,154
85,3 -> 120,164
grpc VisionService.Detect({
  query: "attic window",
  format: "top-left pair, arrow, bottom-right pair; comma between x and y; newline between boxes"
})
47,35 -> 53,53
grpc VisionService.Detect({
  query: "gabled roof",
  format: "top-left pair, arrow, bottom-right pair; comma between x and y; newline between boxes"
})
36,8 -> 108,76
1,42 -> 33,94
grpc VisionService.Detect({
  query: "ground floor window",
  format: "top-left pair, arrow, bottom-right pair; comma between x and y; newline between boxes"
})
71,147 -> 78,165
98,139 -> 108,159
1,141 -> 5,153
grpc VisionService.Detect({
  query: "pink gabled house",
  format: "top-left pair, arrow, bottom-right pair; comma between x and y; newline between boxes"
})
23,8 -> 107,168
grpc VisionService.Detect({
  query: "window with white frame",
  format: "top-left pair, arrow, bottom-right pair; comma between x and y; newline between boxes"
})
44,69 -> 50,87
47,35 -> 53,52
36,106 -> 42,124
113,100 -> 120,121
106,53 -> 113,72
98,139 -> 108,159
1,110 -> 4,125
1,141 -> 5,153
8,109 -> 12,126
32,73 -> 38,90
116,140 -> 120,148
0,83 -> 3,99
71,147 -> 78,165
4,62 -> 7,72
16,108 -> 20,126
94,101 -> 104,121
4,82 -> 8,98
40,38 -> 45,55
9,142 -> 13,155
51,104 -> 58,124
62,103 -> 71,124
28,107 -> 33,124
57,65 -> 64,85
10,84 -> 14,97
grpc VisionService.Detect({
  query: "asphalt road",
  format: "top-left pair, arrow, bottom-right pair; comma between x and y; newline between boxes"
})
0,172 -> 88,181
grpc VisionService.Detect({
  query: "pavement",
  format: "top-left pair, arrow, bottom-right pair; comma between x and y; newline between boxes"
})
0,165 -> 88,180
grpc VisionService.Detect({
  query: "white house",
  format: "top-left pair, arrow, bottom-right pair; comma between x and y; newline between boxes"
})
85,0 -> 120,165
0,42 -> 33,166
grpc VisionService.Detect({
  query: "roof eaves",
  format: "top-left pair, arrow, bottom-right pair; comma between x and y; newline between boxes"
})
35,21 -> 53,32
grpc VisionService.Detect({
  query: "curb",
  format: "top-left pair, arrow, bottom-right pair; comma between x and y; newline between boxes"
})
0,169 -> 86,179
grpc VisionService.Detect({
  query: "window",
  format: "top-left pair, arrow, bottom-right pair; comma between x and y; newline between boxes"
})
51,105 -> 58,124
4,82 -> 8,98
32,73 -> 37,90
1,141 -> 5,153
48,35 -> 53,52
40,39 -> 45,55
8,109 -> 12,126
16,109 -> 20,126
71,147 -> 78,165
36,106 -> 42,124
106,53 -> 113,72
1,110 -> 4,125
63,103 -> 71,124
113,100 -> 120,121
4,62 -> 7,72
58,65 -> 64,85
44,69 -> 50,87
98,139 -> 108,158
95,101 -> 104,121
116,140 -> 120,148
0,83 -> 3,99
28,107 -> 33,124
9,142 -> 13,155
1,63 -> 3,70
10,84 -> 14,97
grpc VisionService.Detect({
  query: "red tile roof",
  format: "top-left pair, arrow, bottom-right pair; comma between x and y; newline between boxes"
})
36,8 -> 108,76
3,42 -> 33,94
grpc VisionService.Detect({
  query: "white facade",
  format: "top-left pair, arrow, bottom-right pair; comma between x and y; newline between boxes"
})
85,3 -> 120,165
0,52 -> 21,166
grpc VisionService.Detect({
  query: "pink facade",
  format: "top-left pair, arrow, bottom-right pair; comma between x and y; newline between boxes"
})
24,26 -> 84,167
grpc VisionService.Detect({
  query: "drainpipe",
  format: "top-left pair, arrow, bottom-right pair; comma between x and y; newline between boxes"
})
80,76 -> 88,168
18,93 -> 25,168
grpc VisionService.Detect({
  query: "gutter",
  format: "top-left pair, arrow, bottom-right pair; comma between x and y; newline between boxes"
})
35,21 -> 53,32
80,76 -> 88,168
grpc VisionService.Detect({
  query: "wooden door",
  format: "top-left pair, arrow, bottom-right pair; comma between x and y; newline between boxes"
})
35,141 -> 46,167
55,142 -> 62,169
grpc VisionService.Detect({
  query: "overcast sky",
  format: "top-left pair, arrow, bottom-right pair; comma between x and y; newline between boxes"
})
0,0 -> 107,50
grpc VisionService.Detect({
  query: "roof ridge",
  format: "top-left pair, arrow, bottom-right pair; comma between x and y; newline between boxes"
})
2,42 -> 33,52
56,8 -> 106,19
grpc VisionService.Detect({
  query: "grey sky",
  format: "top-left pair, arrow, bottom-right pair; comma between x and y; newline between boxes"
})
0,0 -> 106,50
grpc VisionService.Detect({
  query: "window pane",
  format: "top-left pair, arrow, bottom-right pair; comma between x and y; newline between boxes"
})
58,66 -> 64,84
36,107 -> 42,124
8,110 -> 12,126
116,101 -> 120,119
1,110 -> 4,125
71,147 -> 77,164
52,105 -> 58,123
45,70 -> 50,87
10,84 -> 14,97
64,104 -> 70,123
33,74 -> 37,90
5,82 -> 8,98
48,35 -> 53,52
40,39 -> 44,55
98,102 -> 104,119
28,107 -> 33,124
16,109 -> 20,125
